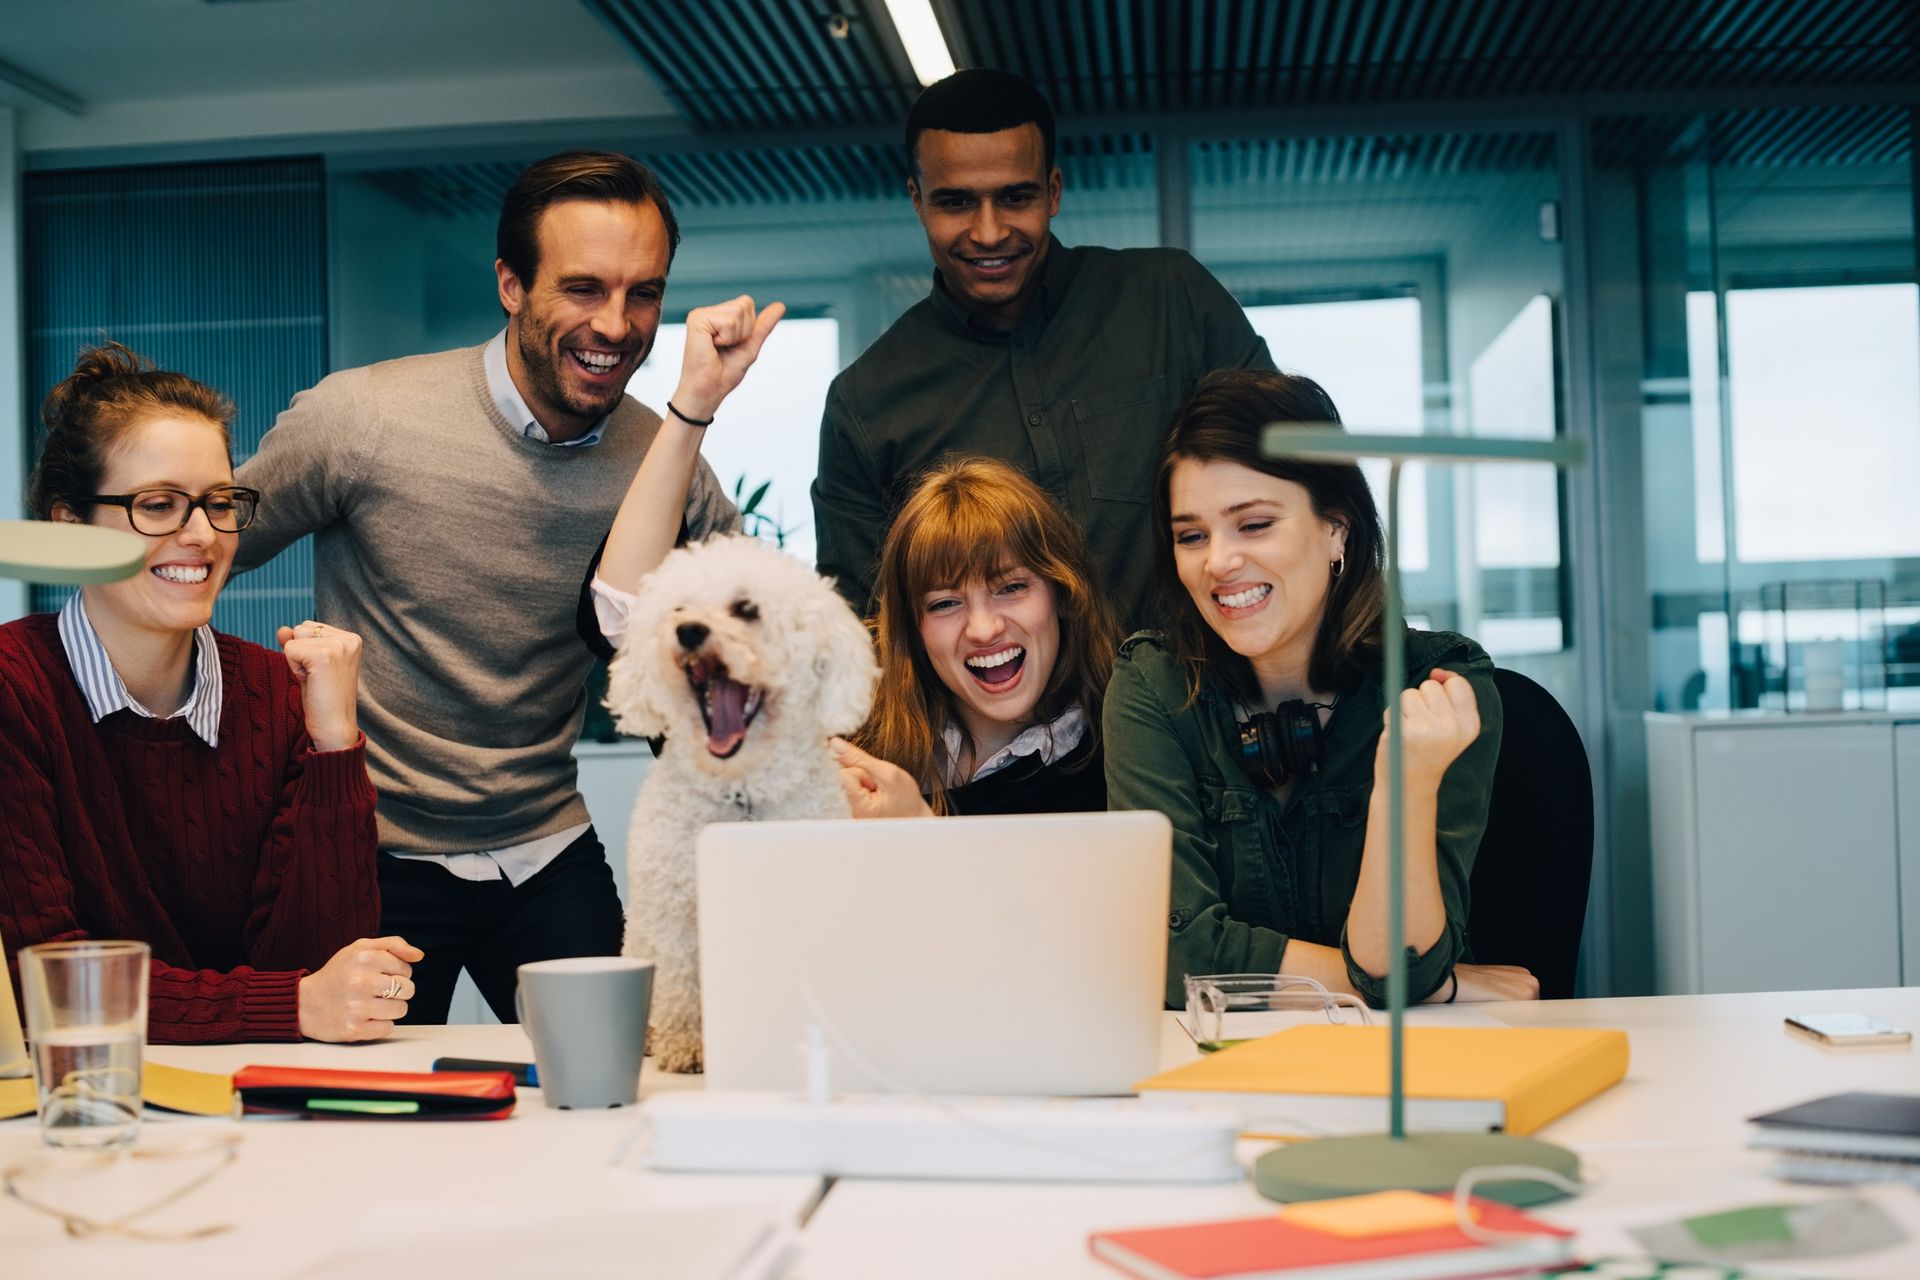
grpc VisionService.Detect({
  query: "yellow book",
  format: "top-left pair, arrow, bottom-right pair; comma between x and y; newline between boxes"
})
0,1061 -> 236,1121
1136,1024 -> 1628,1137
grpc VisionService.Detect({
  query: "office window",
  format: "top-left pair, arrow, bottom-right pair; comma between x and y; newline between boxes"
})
1244,297 -> 1429,572
1621,105 -> 1918,713
1688,284 -> 1920,564
624,317 -> 840,566
1467,295 -> 1560,569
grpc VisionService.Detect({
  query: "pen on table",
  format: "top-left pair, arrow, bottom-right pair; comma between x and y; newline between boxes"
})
431,1057 -> 538,1087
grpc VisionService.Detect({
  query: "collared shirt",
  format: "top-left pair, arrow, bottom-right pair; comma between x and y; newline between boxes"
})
813,238 -> 1275,634
483,330 -> 607,449
57,593 -> 223,748
428,821 -> 590,886
940,704 -> 1088,787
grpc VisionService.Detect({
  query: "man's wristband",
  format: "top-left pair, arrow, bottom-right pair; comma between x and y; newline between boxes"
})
1445,971 -> 1459,1003
666,400 -> 715,428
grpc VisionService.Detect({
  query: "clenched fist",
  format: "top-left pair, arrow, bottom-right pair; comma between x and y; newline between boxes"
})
1378,667 -> 1482,789
277,620 -> 362,752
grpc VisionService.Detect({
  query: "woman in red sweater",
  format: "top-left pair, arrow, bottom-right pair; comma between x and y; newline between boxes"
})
0,343 -> 418,1043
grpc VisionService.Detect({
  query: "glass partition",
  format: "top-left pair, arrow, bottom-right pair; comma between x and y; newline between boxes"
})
1188,130 -> 1575,698
1610,107 -> 1919,712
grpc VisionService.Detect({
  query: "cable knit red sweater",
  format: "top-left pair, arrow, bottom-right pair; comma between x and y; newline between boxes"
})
0,614 -> 379,1043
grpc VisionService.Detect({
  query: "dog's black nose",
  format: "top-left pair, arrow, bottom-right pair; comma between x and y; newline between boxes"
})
675,621 -> 710,651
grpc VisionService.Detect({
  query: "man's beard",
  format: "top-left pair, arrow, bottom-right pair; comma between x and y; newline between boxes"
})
516,311 -> 638,425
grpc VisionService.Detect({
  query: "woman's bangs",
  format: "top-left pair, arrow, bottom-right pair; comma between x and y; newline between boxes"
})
899,499 -> 1022,594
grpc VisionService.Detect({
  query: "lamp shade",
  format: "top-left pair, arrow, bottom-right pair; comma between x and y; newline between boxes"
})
1259,426 -> 1587,468
0,521 -> 148,585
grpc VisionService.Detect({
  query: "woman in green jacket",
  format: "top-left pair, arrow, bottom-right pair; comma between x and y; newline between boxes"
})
1106,369 -> 1539,1008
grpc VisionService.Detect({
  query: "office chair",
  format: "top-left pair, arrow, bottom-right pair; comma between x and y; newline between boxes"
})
1465,667 -> 1594,1000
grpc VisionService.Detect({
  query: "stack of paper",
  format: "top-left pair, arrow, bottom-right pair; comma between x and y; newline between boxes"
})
1749,1091 -> 1920,1185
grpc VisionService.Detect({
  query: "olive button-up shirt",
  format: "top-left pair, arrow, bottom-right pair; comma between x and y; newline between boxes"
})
1104,629 -> 1504,1008
813,238 -> 1274,633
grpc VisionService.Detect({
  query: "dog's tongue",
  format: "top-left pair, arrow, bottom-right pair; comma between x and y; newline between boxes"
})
706,671 -> 750,757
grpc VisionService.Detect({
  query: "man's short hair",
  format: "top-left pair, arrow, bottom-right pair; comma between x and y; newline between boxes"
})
904,69 -> 1057,178
496,150 -> 680,288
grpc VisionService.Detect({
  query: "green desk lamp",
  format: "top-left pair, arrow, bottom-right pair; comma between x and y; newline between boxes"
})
0,519 -> 147,585
1250,430 -> 1586,1207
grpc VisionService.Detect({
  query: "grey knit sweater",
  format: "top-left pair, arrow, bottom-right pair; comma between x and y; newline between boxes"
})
234,344 -> 738,853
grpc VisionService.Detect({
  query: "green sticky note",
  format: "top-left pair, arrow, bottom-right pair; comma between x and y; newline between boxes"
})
1681,1204 -> 1797,1248
306,1097 -> 420,1116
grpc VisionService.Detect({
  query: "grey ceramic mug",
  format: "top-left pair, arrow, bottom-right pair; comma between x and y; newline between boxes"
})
515,956 -> 654,1109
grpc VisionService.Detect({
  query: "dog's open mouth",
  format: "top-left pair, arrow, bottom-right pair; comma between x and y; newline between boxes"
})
683,655 -> 765,758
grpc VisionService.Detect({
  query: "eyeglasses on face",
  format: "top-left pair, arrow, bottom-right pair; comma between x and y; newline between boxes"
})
85,486 -> 261,536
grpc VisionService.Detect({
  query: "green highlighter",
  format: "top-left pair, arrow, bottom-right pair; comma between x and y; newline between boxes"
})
306,1097 -> 421,1116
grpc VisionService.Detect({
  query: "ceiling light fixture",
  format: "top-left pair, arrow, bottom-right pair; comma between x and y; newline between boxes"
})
881,0 -> 956,86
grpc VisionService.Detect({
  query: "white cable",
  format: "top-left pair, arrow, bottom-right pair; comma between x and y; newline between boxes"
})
1449,1161 -> 1604,1243
797,985 -> 1245,1173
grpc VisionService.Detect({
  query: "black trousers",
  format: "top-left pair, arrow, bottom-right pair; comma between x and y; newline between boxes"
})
377,825 -> 625,1024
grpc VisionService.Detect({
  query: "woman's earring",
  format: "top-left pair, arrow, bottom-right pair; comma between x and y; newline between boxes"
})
1330,555 -> 1345,579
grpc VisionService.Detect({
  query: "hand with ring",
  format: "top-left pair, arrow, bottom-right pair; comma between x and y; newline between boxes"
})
297,936 -> 424,1042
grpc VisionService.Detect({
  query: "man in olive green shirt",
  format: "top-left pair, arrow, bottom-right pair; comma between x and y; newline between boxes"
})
813,69 -> 1274,632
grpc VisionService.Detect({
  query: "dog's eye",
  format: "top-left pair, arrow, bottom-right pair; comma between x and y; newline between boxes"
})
730,598 -> 760,622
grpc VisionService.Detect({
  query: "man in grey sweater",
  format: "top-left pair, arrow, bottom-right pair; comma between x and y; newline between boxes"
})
235,152 -> 776,1022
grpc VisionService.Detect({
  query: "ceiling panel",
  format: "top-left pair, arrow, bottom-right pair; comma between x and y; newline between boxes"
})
581,0 -> 1918,132
364,132 -> 1156,216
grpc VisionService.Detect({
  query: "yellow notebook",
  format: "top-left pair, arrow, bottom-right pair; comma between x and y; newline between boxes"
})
1136,1024 -> 1628,1137
0,1061 -> 236,1121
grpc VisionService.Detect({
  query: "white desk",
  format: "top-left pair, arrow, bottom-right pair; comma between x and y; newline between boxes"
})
0,1025 -> 820,1280
6,992 -> 1920,1278
796,989 -> 1920,1279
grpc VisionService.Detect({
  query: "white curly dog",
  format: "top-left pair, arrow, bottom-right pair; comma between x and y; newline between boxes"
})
605,534 -> 878,1073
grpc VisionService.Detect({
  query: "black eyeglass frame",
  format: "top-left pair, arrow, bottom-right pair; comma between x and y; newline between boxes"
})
84,486 -> 262,536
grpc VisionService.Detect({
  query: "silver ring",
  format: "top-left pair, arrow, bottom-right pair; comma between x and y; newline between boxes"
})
379,975 -> 403,1001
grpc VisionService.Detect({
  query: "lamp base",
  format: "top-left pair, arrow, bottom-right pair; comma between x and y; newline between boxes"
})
1252,1132 -> 1580,1207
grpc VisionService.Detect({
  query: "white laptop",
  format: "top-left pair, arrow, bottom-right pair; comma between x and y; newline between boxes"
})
696,811 -> 1171,1096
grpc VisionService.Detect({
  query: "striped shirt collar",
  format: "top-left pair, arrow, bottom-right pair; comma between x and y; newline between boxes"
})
56,593 -> 223,748
941,703 -> 1088,787
483,329 -> 608,449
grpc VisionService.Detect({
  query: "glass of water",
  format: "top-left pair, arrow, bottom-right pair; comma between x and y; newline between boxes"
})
19,940 -> 149,1149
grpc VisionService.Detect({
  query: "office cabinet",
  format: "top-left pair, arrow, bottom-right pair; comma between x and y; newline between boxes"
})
1647,713 -> 1916,994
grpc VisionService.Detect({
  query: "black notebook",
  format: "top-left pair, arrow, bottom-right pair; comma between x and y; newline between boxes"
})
1749,1092 -> 1920,1159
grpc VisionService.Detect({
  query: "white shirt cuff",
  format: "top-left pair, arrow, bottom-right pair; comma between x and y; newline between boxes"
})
590,575 -> 640,649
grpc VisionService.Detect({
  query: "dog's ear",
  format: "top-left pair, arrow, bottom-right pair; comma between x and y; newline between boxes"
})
807,580 -> 880,736
606,631 -> 672,740
605,569 -> 677,739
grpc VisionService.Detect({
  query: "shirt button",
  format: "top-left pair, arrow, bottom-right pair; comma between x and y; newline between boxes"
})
1027,412 -> 1042,426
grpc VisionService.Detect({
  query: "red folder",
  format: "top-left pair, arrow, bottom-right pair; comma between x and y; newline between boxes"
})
1089,1198 -> 1572,1279
233,1065 -> 517,1120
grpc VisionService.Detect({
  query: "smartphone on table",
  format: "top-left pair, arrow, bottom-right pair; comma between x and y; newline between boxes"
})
1785,1012 -> 1913,1047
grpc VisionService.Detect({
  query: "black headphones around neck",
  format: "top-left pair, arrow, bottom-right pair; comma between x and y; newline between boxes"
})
1234,698 -> 1333,788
